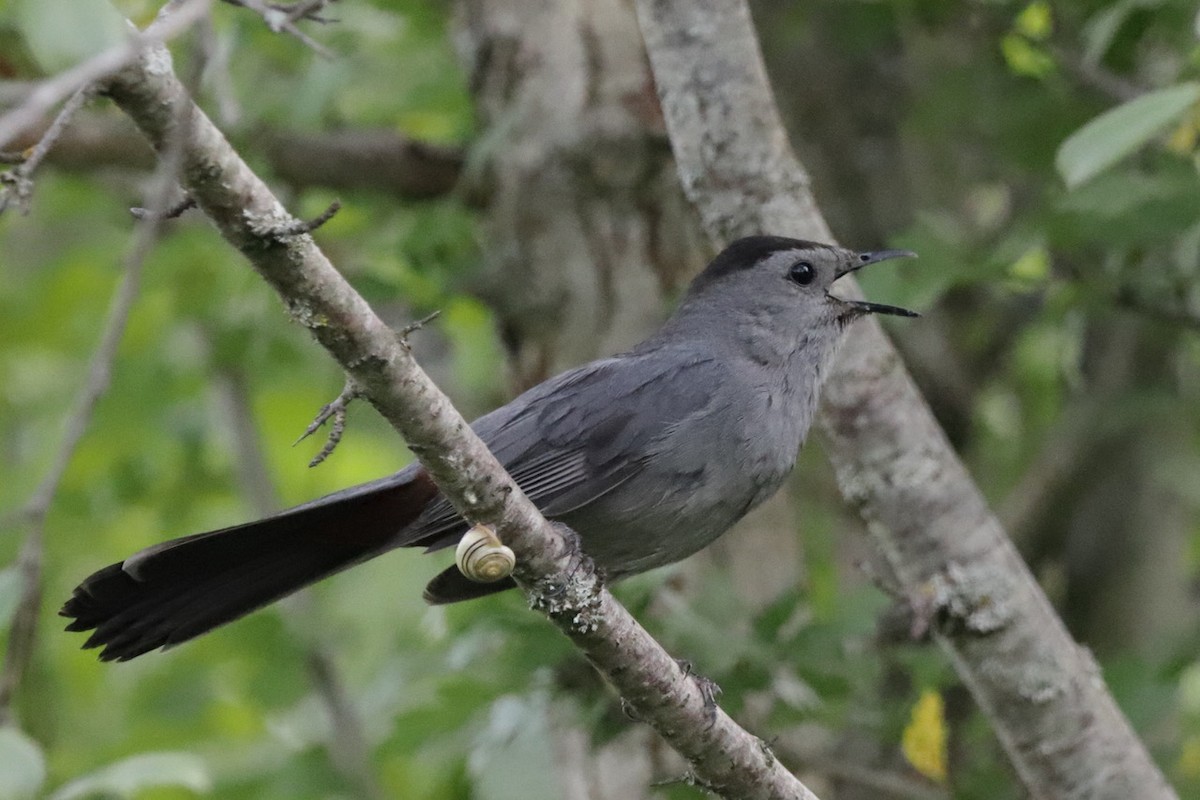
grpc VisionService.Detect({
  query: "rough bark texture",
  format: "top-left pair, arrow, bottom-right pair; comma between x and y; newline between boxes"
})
103,38 -> 818,800
634,1 -> 1176,798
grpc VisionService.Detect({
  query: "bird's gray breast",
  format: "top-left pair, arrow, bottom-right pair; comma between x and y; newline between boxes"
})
560,355 -> 811,577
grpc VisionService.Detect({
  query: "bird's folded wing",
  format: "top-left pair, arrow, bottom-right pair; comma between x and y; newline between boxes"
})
397,346 -> 726,551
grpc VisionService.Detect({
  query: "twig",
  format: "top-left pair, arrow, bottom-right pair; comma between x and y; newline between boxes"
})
285,0 -> 337,26
294,308 -> 437,466
0,0 -> 210,150
400,309 -> 441,342
219,0 -> 336,25
14,88 -> 94,176
302,644 -> 384,800
130,195 -> 196,220
0,86 -> 94,215
295,380 -> 359,466
220,0 -> 335,59
270,200 -> 341,237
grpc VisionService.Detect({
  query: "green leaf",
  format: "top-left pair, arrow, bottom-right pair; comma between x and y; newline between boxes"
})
0,727 -> 46,800
1008,244 -> 1051,283
48,752 -> 211,800
14,0 -> 128,74
1056,83 -> 1200,188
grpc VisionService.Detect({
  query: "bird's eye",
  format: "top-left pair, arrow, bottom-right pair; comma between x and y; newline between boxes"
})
788,261 -> 815,286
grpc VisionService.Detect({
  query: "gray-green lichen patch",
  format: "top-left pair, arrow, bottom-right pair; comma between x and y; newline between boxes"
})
930,560 -> 1015,636
528,569 -> 604,634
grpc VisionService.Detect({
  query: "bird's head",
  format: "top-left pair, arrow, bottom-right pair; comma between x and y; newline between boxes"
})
684,236 -> 918,331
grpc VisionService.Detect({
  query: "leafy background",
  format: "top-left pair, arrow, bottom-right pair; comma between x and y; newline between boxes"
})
2,0 -> 1200,797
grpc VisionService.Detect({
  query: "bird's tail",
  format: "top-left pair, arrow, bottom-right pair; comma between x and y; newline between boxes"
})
61,470 -> 439,661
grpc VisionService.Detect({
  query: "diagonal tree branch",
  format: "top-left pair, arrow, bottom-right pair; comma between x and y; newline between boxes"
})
634,1 -> 1176,798
99,32 -> 818,800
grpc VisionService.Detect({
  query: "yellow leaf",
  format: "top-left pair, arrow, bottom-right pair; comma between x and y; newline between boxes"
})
902,689 -> 948,784
1166,115 -> 1198,155
1016,1 -> 1053,40
1179,735 -> 1200,779
1001,34 -> 1055,79
1009,245 -> 1050,283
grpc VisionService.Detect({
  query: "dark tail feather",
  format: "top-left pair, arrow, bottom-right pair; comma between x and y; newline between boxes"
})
61,469 -> 439,661
422,565 -> 516,605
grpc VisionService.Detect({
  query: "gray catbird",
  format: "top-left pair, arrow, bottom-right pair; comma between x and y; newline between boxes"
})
63,236 -> 916,661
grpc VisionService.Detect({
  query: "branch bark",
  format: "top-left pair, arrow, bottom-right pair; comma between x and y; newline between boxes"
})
100,28 -> 818,800
634,1 -> 1176,798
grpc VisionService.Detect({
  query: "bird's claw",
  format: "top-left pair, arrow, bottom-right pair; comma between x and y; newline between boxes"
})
676,658 -> 722,725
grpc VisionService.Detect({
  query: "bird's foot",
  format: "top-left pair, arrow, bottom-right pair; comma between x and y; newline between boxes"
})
676,658 -> 722,724
620,696 -> 644,722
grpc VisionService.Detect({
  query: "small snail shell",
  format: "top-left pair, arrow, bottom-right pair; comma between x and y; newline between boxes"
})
456,524 -> 516,583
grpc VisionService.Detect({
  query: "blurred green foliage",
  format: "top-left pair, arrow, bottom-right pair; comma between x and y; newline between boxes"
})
1,0 -> 1199,798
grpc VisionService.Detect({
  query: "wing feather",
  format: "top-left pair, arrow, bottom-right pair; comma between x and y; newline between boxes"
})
400,346 -> 726,551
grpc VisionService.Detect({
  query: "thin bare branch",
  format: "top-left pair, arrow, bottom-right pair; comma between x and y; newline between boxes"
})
220,0 -> 335,58
289,0 -> 336,24
271,200 -> 341,236
130,194 -> 195,220
0,86 -> 94,215
399,309 -> 441,342
0,0 -> 210,150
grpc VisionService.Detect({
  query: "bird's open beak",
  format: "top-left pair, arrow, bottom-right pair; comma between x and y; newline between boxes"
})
831,249 -> 919,319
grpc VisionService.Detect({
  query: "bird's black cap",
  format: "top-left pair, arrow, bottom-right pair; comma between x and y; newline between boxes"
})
691,236 -> 834,292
